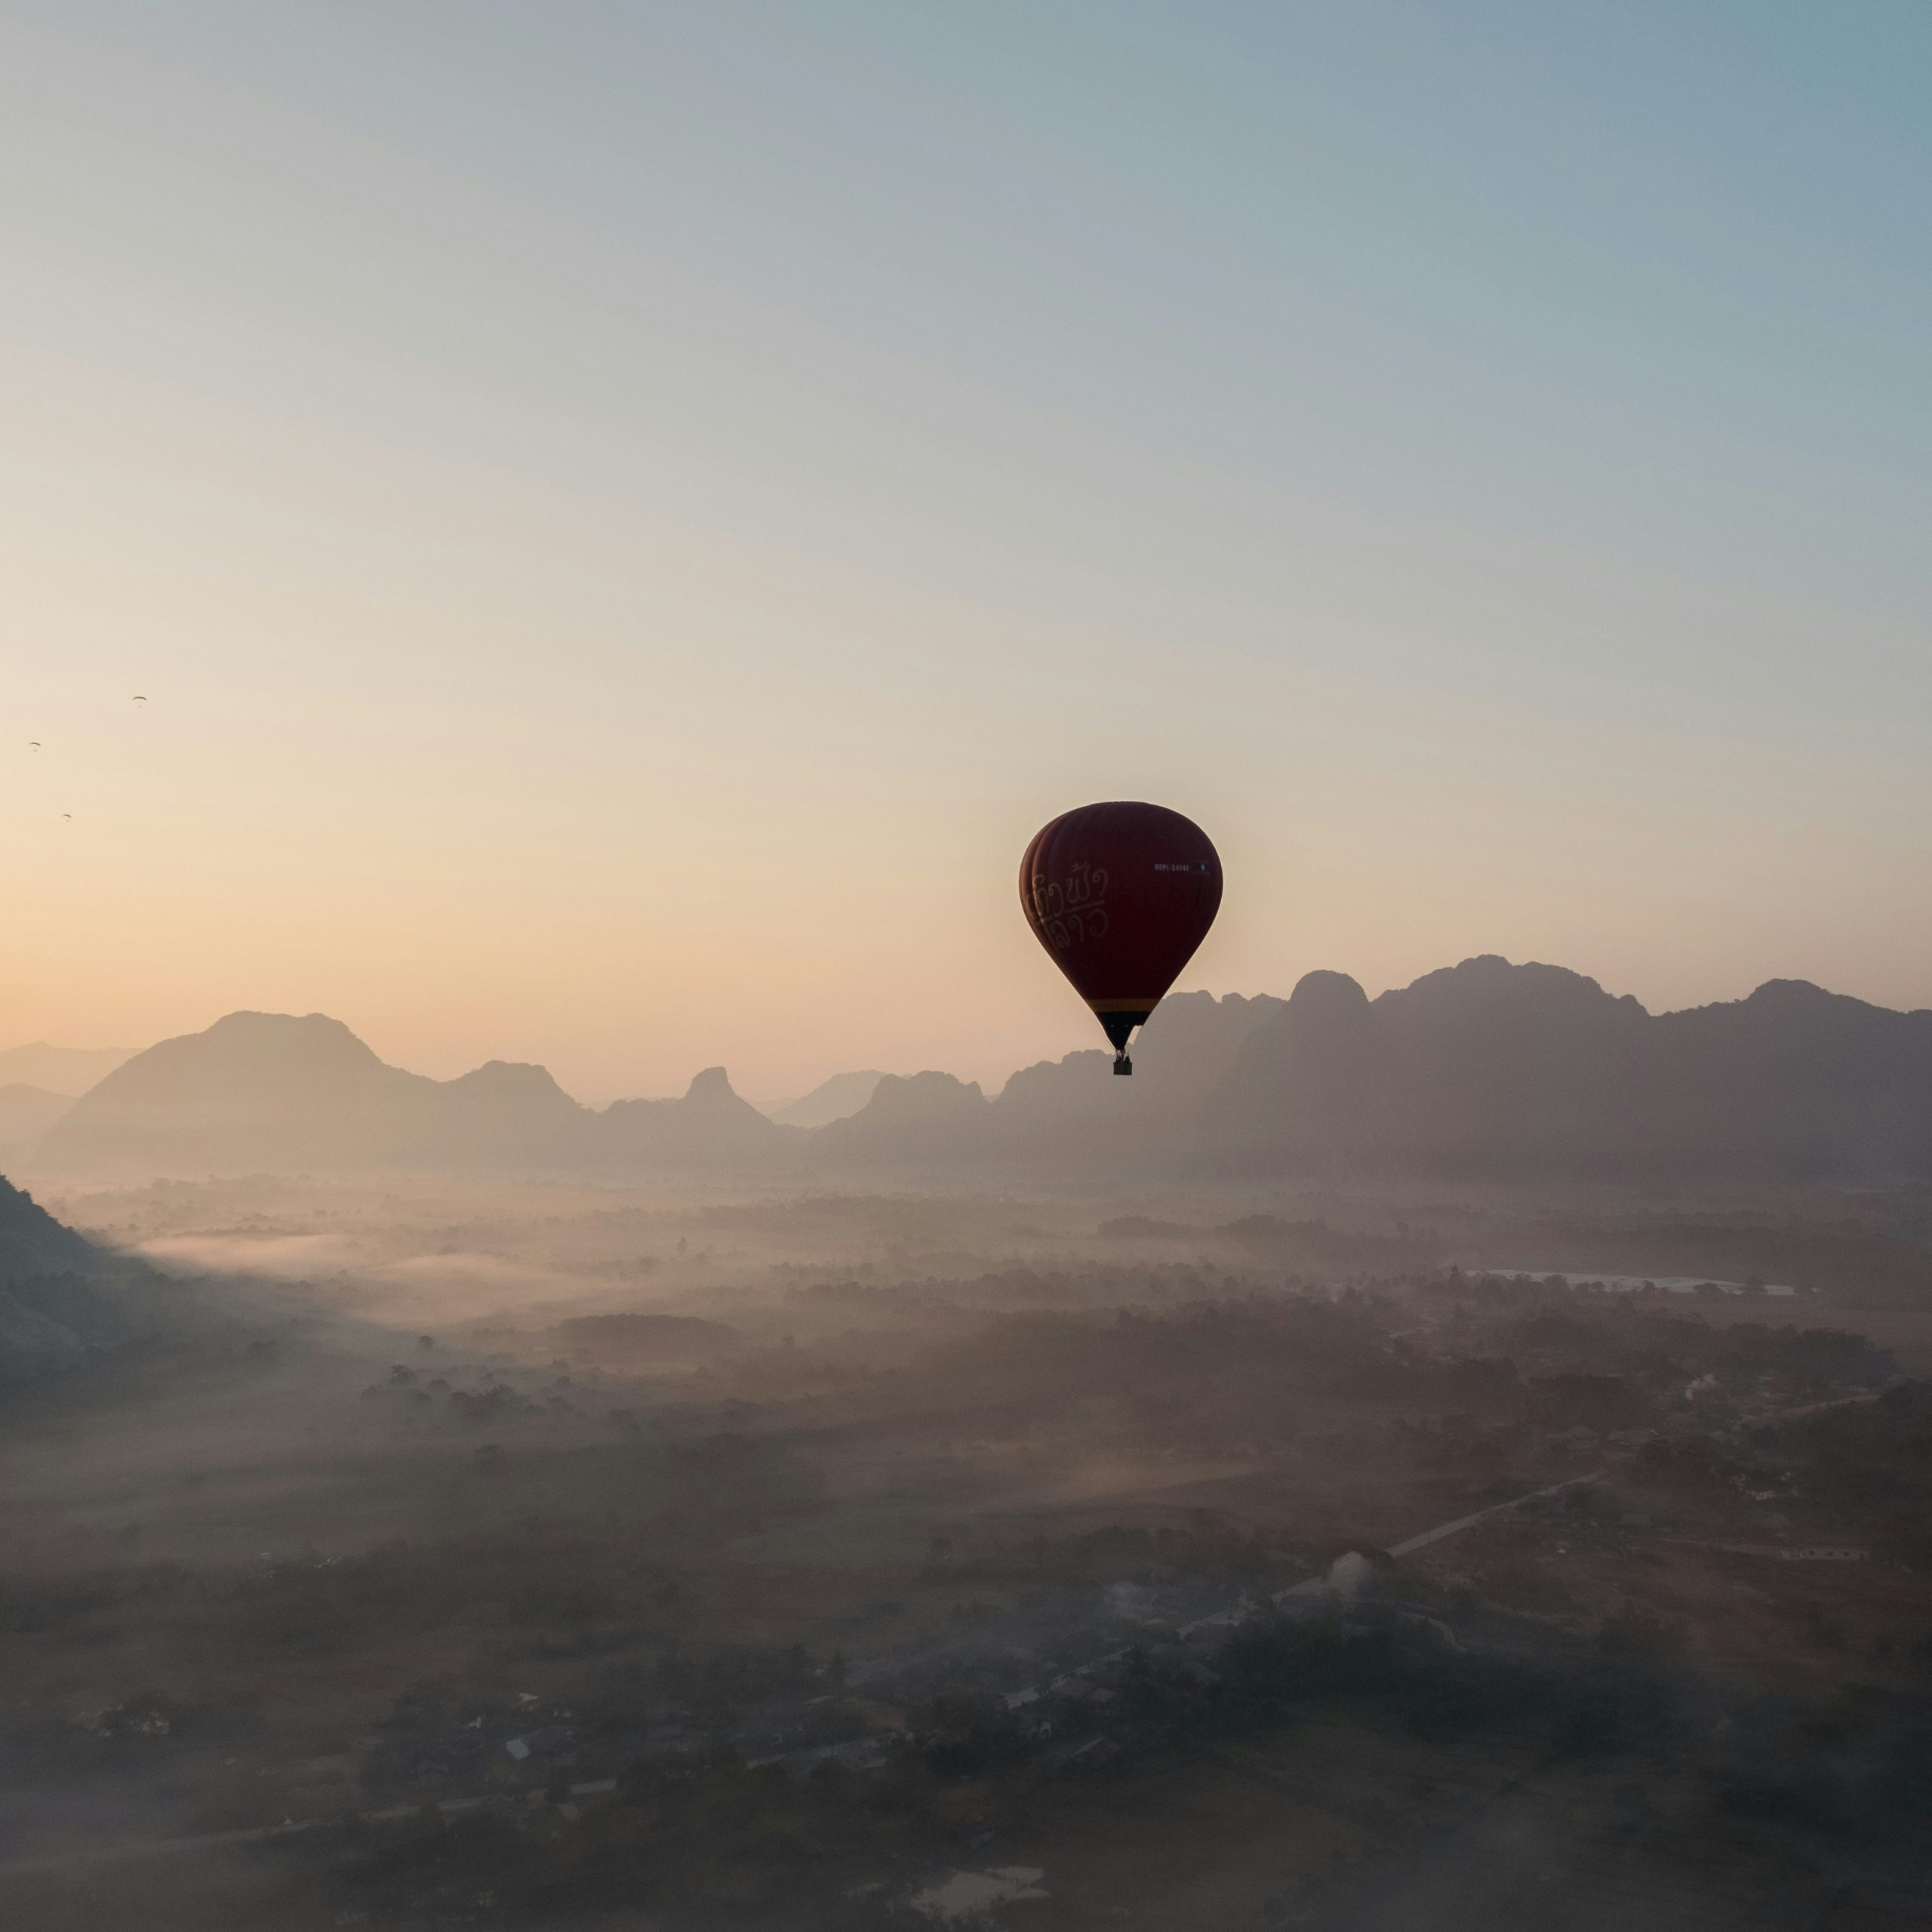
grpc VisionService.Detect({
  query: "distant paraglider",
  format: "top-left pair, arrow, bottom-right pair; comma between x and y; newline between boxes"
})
1020,801 -> 1222,1075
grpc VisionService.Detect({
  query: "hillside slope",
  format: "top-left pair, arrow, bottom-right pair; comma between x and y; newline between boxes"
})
0,1176 -> 136,1386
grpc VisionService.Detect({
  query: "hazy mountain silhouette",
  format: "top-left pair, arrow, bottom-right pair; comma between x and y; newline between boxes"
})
817,992 -> 1288,1174
1640,977 -> 1932,1180
822,961 -> 1932,1183
768,1070 -> 890,1128
992,991 -> 1290,1169
1196,958 -> 1932,1182
36,1014 -> 600,1179
431,1060 -> 586,1161
25,964 -> 1932,1183
814,1071 -> 992,1169
0,1084 -> 74,1163
1203,957 -> 1657,1177
0,1041 -> 140,1096
38,1017 -> 793,1180
569,1067 -> 801,1174
39,1014 -> 485,1177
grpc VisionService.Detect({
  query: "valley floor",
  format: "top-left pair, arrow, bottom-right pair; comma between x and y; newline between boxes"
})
5,1177 -> 1932,1929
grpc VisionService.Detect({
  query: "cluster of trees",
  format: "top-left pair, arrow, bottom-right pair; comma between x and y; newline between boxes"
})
897,1293 -> 1509,1444
1472,1295 -> 1887,1398
35,1432 -> 822,1672
1755,1382 -> 1932,1552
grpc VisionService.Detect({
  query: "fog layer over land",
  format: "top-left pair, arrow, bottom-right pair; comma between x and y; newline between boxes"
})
7,1128 -> 1932,1927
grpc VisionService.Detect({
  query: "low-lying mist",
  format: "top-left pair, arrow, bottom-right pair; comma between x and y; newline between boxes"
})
6,1171 -> 1932,1928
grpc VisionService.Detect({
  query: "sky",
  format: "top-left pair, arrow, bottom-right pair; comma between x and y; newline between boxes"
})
3,2 -> 1929,1106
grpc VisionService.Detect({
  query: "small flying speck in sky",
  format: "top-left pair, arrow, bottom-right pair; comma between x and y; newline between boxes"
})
29,740 -> 40,749
133,694 -> 147,704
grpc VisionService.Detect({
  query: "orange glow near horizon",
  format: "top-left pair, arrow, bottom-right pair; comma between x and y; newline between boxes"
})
5,438 -> 1927,1109
5,13 -> 1929,1104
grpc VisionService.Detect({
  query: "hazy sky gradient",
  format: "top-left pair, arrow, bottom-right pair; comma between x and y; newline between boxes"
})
5,3 -> 1929,1103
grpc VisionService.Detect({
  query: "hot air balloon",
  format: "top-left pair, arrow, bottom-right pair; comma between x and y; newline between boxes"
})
1020,801 -> 1222,1075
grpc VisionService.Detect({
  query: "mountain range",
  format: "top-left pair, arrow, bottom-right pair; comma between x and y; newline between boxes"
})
768,1071 -> 890,1129
16,958 -> 1932,1185
0,1044 -> 138,1168
0,1042 -> 139,1095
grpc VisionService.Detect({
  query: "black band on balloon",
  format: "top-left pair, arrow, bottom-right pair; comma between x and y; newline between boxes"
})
1091,1008 -> 1151,1051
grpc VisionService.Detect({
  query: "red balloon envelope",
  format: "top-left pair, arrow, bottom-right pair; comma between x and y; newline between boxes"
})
1020,801 -> 1223,1074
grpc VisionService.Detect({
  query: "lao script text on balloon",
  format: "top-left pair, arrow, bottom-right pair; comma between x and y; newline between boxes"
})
1029,863 -> 1109,951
